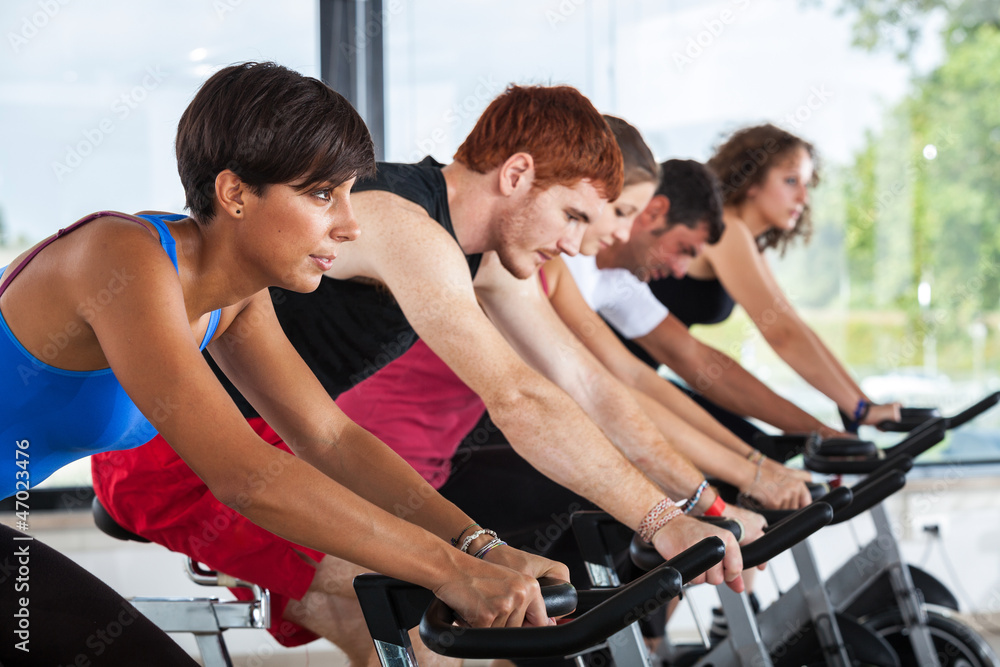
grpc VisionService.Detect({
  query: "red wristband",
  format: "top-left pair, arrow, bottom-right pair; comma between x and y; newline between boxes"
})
703,494 -> 726,517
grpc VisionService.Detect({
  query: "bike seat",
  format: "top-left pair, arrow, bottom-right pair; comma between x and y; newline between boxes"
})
92,496 -> 150,543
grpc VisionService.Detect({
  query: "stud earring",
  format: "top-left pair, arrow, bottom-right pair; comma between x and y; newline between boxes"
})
236,209 -> 241,214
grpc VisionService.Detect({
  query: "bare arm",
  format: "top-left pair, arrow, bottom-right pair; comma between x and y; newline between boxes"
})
78,226 -> 550,628
340,192 -> 742,585
704,220 -> 898,425
476,254 -> 712,510
544,257 -> 810,509
636,313 -> 838,435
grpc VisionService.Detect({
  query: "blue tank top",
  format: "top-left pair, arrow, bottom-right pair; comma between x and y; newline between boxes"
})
0,213 -> 221,498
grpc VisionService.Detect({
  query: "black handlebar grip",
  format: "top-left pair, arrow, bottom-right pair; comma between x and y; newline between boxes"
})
817,485 -> 853,513
884,417 -> 947,462
740,502 -> 833,569
832,468 -> 908,524
419,560 -> 688,658
945,391 -> 1000,430
697,515 -> 743,543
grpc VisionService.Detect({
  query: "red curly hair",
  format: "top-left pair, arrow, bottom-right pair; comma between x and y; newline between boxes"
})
454,85 -> 623,201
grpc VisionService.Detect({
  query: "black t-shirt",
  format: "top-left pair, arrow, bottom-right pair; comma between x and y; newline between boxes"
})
210,156 -> 483,417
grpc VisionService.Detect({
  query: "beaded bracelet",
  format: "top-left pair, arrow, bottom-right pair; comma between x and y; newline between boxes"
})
681,480 -> 709,515
638,497 -> 680,543
450,522 -> 479,547
473,538 -> 507,559
640,507 -> 683,543
460,528 -> 498,553
637,497 -> 675,542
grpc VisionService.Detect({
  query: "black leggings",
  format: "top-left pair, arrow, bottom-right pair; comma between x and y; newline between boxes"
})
0,523 -> 198,666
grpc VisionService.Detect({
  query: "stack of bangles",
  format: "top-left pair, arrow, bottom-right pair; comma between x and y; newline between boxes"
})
452,523 -> 507,559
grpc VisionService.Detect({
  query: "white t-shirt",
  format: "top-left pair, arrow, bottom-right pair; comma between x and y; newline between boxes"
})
562,255 -> 669,339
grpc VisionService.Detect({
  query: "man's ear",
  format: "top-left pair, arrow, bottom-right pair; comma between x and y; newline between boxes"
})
637,194 -> 671,229
498,152 -> 535,196
215,170 -> 246,217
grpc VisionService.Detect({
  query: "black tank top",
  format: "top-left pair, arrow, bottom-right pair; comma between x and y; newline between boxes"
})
648,274 -> 736,328
210,156 -> 483,416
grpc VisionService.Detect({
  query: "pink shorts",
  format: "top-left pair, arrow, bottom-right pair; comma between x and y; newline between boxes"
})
91,418 -> 325,647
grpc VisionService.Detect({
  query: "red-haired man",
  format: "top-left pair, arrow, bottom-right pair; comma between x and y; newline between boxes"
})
94,85 -> 746,665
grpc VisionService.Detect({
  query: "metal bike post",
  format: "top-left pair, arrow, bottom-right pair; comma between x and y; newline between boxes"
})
869,503 -> 941,667
790,539 -> 852,667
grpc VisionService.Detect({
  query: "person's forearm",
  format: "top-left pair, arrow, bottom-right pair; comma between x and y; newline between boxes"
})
804,325 -> 868,403
208,444 -> 475,591
546,366 -> 711,507
485,377 -> 669,530
765,321 -> 862,413
664,342 -> 827,434
291,421 -> 475,542
631,368 -> 755,456
629,389 -> 756,490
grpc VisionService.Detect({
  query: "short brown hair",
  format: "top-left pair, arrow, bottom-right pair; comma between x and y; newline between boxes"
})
176,62 -> 375,223
707,124 -> 819,254
603,115 -> 659,189
454,85 -> 623,201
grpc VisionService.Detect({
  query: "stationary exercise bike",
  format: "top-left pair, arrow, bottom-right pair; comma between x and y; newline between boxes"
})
355,499 -> 837,667
584,392 -> 1000,667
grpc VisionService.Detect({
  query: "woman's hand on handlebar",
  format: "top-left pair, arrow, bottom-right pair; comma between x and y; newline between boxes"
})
482,544 -> 571,590
764,457 -> 812,482
749,463 -> 812,510
433,558 -> 552,629
651,514 -> 745,593
862,402 -> 902,428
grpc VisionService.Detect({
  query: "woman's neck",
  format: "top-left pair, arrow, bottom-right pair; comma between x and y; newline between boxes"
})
730,202 -> 769,239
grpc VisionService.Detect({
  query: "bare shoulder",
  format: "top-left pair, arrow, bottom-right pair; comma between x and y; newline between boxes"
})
351,189 -> 429,218
332,190 -> 466,281
717,216 -> 759,250
703,215 -> 763,270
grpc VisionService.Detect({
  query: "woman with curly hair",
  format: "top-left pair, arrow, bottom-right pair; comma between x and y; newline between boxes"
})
646,124 -> 900,432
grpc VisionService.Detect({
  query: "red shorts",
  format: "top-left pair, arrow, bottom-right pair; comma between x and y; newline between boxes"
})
91,418 -> 325,647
